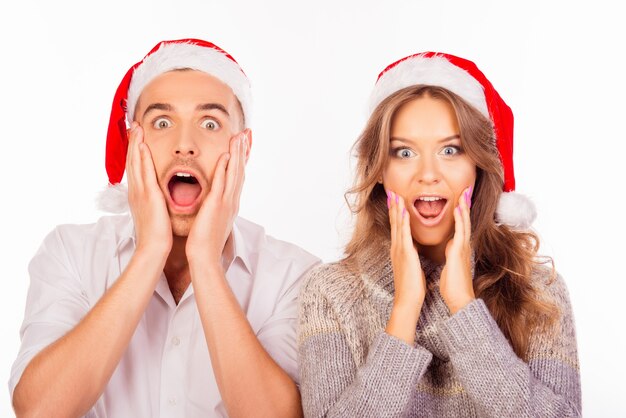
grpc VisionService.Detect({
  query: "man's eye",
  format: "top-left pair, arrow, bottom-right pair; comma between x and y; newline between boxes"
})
202,118 -> 220,131
440,146 -> 461,156
153,118 -> 172,129
394,148 -> 416,158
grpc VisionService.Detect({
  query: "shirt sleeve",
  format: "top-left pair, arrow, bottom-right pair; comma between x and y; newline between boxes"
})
255,259 -> 321,385
8,227 -> 90,399
438,274 -> 581,417
297,266 -> 433,418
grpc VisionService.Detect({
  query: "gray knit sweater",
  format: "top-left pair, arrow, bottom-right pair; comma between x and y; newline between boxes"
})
297,243 -> 581,417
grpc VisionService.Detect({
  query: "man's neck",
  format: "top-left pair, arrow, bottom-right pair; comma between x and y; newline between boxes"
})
163,235 -> 191,305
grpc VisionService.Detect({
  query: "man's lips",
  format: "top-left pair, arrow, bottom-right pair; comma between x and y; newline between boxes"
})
164,167 -> 204,213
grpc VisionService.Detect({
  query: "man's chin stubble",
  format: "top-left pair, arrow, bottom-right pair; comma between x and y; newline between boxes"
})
170,214 -> 194,237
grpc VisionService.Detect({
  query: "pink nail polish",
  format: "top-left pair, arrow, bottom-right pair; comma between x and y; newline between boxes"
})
464,190 -> 470,206
396,194 -> 399,204
387,194 -> 390,209
402,208 -> 406,217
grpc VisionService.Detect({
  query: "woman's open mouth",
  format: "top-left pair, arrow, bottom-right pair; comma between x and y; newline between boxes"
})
167,171 -> 203,212
413,196 -> 448,226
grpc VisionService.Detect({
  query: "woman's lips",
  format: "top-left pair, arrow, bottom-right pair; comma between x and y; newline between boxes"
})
412,197 -> 449,227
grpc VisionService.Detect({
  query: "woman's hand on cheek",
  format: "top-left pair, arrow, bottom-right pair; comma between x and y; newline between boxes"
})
440,186 -> 475,315
385,190 -> 427,345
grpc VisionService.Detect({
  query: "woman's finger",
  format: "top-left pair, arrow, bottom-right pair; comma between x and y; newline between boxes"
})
462,185 -> 472,243
452,192 -> 465,250
388,191 -> 397,249
400,195 -> 413,253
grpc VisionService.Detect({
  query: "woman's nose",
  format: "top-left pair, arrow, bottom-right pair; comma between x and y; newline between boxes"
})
416,156 -> 440,185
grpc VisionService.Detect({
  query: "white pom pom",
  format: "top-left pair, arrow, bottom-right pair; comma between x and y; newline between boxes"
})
495,191 -> 537,229
96,183 -> 129,213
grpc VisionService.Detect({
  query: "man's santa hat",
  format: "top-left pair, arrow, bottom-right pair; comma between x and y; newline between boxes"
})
97,38 -> 251,213
370,52 -> 535,229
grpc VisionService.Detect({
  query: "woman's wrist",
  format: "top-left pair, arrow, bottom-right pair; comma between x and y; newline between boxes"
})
386,300 -> 422,345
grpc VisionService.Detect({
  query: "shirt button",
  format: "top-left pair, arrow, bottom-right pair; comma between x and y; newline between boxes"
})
171,336 -> 181,346
169,396 -> 177,405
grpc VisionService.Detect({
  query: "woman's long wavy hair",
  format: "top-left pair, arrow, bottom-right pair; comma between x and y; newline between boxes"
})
345,85 -> 557,359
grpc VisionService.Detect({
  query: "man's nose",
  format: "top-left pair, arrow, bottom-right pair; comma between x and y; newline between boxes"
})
173,125 -> 199,157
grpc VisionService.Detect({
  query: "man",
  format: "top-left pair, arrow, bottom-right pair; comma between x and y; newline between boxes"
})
10,38 -> 320,417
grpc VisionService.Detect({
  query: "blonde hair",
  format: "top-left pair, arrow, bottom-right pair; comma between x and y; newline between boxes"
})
345,85 -> 557,359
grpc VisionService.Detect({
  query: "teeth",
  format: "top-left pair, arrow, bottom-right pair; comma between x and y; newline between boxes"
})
175,172 -> 192,178
418,197 -> 443,202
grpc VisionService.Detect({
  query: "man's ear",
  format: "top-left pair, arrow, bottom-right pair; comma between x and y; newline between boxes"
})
243,128 -> 252,163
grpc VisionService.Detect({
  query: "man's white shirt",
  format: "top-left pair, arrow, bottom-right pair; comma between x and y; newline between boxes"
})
9,214 -> 320,417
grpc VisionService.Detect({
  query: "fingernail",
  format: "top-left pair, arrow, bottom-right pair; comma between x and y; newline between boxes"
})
395,194 -> 399,204
387,193 -> 390,209
402,208 -> 406,217
464,190 -> 470,206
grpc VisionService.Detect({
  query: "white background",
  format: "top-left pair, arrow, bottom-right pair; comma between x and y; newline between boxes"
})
1,0 -> 624,416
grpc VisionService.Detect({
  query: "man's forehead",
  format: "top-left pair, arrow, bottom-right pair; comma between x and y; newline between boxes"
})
137,72 -> 237,111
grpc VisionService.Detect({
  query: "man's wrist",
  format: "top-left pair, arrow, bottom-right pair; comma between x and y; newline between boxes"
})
134,244 -> 170,265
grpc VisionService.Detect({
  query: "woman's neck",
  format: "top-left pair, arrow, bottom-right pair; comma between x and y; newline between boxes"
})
417,241 -> 447,265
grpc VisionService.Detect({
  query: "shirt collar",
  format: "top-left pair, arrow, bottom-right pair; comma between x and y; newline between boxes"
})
116,214 -> 252,274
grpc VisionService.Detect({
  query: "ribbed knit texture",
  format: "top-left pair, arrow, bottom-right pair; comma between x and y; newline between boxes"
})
297,242 -> 581,417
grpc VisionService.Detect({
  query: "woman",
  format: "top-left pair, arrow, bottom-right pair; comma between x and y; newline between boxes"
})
297,52 -> 581,417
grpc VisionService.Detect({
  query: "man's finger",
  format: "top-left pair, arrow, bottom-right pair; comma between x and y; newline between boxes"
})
139,142 -> 160,194
224,133 -> 243,199
209,152 -> 230,199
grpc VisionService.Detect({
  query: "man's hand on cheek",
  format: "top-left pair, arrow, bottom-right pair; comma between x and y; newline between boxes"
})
126,123 -> 173,256
186,130 -> 249,269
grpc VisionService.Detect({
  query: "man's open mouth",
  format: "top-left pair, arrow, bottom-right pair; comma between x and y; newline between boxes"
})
168,172 -> 203,207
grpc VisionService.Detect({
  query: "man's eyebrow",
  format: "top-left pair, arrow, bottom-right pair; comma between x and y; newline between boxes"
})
142,103 -> 173,118
197,103 -> 230,117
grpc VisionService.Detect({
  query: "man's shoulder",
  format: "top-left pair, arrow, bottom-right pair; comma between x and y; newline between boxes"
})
45,214 -> 133,249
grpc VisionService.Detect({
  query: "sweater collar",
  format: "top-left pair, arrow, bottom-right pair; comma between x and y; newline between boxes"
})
355,239 -> 446,291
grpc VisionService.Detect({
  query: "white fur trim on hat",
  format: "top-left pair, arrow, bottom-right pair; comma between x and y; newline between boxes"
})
495,191 -> 537,229
96,183 -> 129,213
369,54 -> 488,117
126,42 -> 252,127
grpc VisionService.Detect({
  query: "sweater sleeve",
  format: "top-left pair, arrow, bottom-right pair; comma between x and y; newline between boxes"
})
297,265 -> 433,418
437,273 -> 581,417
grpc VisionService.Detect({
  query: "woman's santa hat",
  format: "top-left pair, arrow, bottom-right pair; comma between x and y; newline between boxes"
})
370,52 -> 536,229
98,38 -> 251,213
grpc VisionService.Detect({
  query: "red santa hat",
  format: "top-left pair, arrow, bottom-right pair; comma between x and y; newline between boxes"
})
370,52 -> 536,229
98,38 -> 251,213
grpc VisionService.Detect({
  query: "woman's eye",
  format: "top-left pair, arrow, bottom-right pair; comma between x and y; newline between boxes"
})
202,118 -> 221,131
394,148 -> 416,158
153,118 -> 172,129
440,146 -> 461,156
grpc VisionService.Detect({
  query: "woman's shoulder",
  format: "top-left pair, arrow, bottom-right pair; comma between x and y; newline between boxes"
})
300,260 -> 365,304
531,263 -> 573,308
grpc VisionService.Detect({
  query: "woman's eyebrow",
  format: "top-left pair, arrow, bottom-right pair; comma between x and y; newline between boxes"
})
390,134 -> 460,144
